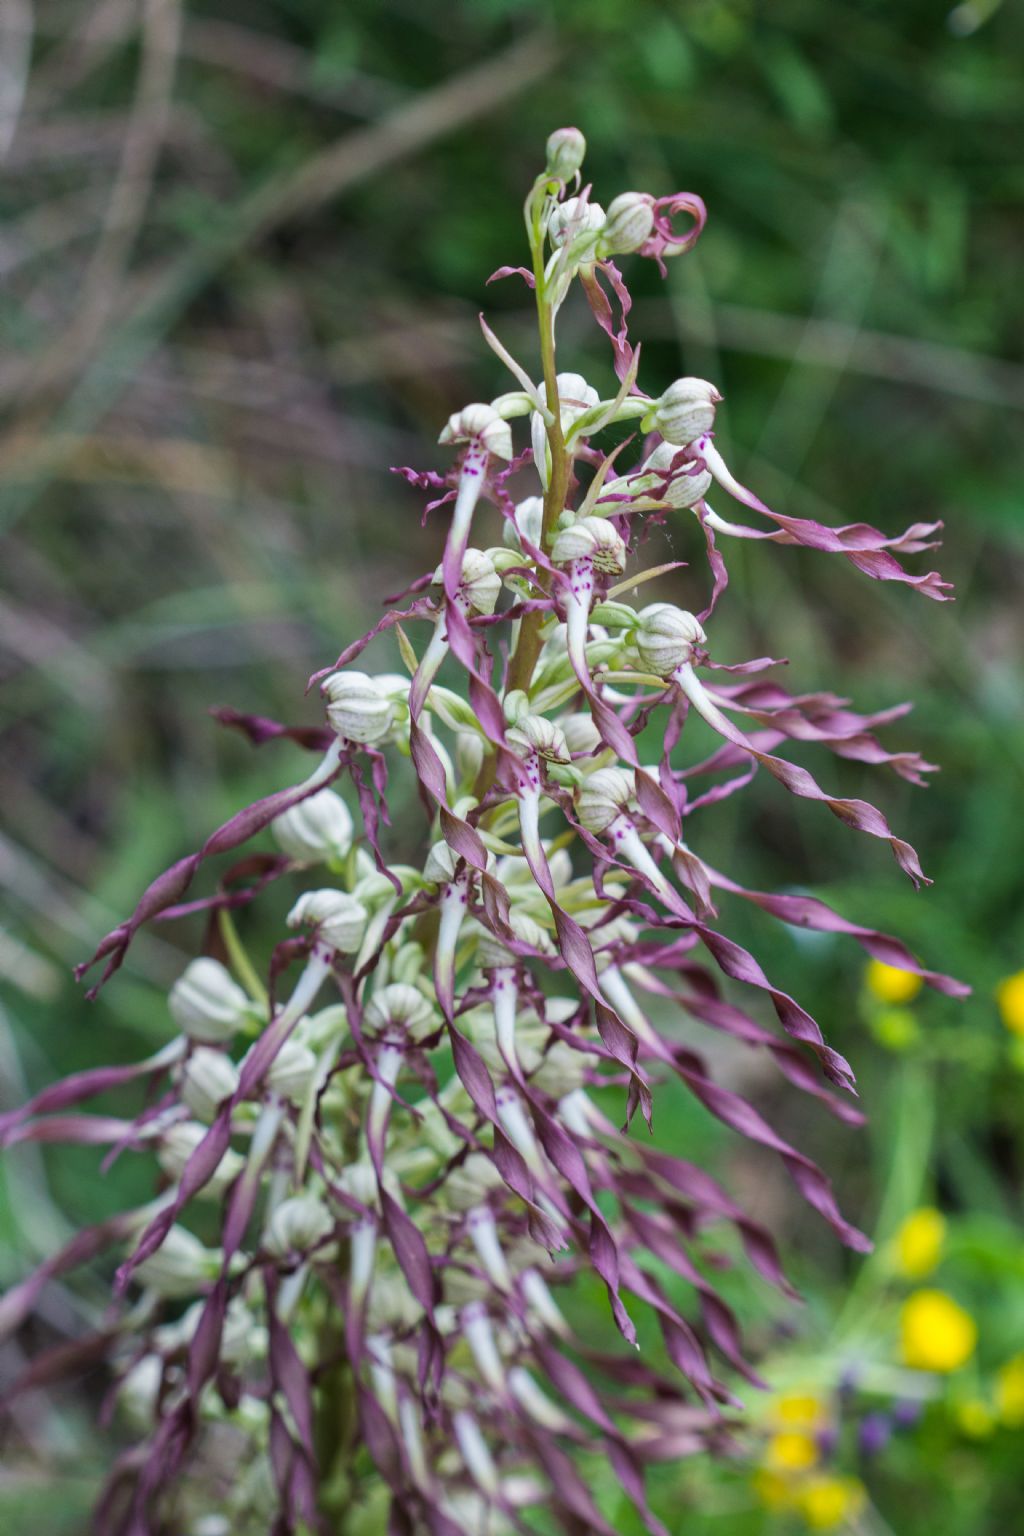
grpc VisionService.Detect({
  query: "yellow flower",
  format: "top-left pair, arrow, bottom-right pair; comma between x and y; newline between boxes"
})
995,1353 -> 1024,1426
766,1430 -> 819,1472
900,1289 -> 977,1372
956,1397 -> 995,1439
893,1207 -> 946,1279
996,971 -> 1024,1036
798,1474 -> 867,1530
866,959 -> 922,1005
775,1392 -> 827,1429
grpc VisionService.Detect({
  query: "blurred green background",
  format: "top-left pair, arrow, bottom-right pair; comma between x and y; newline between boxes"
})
1,0 -> 1023,1530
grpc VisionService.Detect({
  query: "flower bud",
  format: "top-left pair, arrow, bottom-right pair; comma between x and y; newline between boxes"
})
476,911 -> 554,971
639,441 -> 713,508
532,1041 -> 588,1098
503,495 -> 544,551
530,374 -> 601,476
157,1122 -> 244,1195
551,516 -> 627,574
181,1047 -> 239,1122
439,403 -> 513,462
338,1160 -> 379,1209
135,1224 -> 221,1298
599,192 -> 655,256
353,862 -> 410,910
271,787 -> 354,863
648,377 -> 722,446
168,957 -> 252,1045
575,767 -> 636,834
547,196 -> 606,252
561,712 -> 601,756
264,1038 -> 317,1102
363,982 -> 436,1042
634,604 -> 706,677
433,547 -> 502,615
367,1271 -> 423,1333
553,373 -> 600,430
296,1003 -> 349,1051
158,1295 -> 259,1365
545,126 -> 586,179
456,730 -> 485,784
287,889 -> 368,954
505,713 -> 570,764
391,941 -> 426,987
265,1194 -> 335,1259
321,670 -> 395,746
118,1355 -> 164,1428
496,846 -> 571,890
443,1152 -> 503,1211
424,839 -> 458,887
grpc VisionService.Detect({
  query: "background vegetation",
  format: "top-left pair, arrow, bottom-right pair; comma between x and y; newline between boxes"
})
1,0 -> 1022,1530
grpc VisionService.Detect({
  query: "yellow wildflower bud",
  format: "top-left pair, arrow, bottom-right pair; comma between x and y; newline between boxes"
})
900,1289 -> 977,1372
893,1207 -> 946,1279
866,958 -> 922,1004
996,970 -> 1024,1036
798,1474 -> 867,1530
995,1353 -> 1024,1426
766,1430 -> 818,1472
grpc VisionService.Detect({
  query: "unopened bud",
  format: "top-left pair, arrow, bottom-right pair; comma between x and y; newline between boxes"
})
503,495 -> 544,551
433,547 -> 502,615
505,713 -> 570,764
363,982 -> 436,1042
553,373 -> 600,429
640,441 -> 713,508
391,941 -> 426,986
476,911 -> 553,971
287,889 -> 367,953
551,515 -> 627,574
560,712 -> 601,756
368,1272 -> 424,1333
439,403 -> 513,462
599,192 -> 655,257
321,670 -> 395,746
547,196 -> 605,252
530,374 -> 601,477
265,1194 -> 334,1259
181,1048 -> 239,1122
576,766 -> 636,834
264,1037 -> 317,1102
272,788 -> 354,863
635,604 -> 706,677
135,1224 -> 221,1298
647,377 -> 722,446
455,730 -> 485,785
118,1355 -> 164,1428
423,839 -> 458,886
545,126 -> 586,180
338,1160 -> 379,1209
158,1122 -> 244,1195
169,958 -> 252,1045
531,1041 -> 587,1098
444,1152 -> 503,1211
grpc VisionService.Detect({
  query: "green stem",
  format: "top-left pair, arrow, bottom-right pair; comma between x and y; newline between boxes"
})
474,193 -> 571,804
